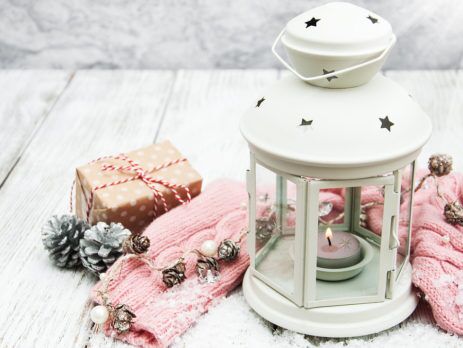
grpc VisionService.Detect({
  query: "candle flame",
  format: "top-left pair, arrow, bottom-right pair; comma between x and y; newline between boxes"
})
325,227 -> 333,239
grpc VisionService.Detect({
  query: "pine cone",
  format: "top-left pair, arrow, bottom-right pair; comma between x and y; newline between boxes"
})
41,215 -> 89,268
196,256 -> 220,275
428,154 -> 453,177
162,261 -> 186,288
218,239 -> 240,261
123,234 -> 150,254
111,304 -> 136,334
256,216 -> 275,241
444,201 -> 463,226
79,222 -> 131,275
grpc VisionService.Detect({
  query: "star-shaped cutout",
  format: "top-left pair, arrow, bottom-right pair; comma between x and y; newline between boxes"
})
256,97 -> 265,107
323,69 -> 338,82
300,118 -> 313,126
367,15 -> 378,24
379,116 -> 394,132
305,17 -> 320,28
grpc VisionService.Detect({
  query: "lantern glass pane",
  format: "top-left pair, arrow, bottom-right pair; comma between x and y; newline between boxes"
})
314,184 -> 384,302
357,184 -> 385,241
318,188 -> 346,226
396,162 -> 415,279
254,163 -> 297,297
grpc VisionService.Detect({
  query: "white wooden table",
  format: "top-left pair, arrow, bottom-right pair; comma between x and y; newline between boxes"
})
0,70 -> 462,347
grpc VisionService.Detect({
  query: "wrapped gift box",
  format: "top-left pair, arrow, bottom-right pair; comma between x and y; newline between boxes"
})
75,140 -> 202,233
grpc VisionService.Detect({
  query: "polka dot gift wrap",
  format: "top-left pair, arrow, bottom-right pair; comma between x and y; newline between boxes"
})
75,140 -> 202,233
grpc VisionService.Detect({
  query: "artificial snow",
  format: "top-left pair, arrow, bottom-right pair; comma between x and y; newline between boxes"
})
172,288 -> 462,348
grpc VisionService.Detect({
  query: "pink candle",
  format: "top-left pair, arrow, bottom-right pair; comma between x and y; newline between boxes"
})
317,228 -> 362,269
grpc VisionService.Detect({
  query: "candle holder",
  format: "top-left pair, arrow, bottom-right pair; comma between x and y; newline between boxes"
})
240,2 -> 432,337
316,235 -> 373,282
288,232 -> 374,281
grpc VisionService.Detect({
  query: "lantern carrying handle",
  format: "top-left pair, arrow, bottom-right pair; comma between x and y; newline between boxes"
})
271,29 -> 396,83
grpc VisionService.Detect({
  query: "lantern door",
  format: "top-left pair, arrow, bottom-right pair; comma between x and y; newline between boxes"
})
395,162 -> 415,279
304,174 -> 399,308
248,154 -> 306,306
385,162 -> 415,297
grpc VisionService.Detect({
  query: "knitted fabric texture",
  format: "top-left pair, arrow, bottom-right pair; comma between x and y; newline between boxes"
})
406,171 -> 463,335
359,170 -> 463,335
91,179 -> 249,347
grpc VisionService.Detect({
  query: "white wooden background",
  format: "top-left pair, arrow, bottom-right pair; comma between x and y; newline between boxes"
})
0,70 -> 462,347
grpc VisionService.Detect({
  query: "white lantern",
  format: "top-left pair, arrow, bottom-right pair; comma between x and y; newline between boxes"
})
240,2 -> 432,337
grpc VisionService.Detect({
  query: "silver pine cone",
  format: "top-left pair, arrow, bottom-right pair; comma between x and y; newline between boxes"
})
444,201 -> 463,226
41,215 -> 90,268
111,304 -> 136,334
428,154 -> 453,177
79,222 -> 131,275
218,239 -> 240,261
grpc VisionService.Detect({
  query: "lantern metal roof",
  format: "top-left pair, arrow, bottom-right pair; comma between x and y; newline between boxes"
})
282,2 -> 393,56
240,74 -> 432,179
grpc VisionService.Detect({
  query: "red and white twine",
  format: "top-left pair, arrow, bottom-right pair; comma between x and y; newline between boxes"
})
71,153 -> 191,223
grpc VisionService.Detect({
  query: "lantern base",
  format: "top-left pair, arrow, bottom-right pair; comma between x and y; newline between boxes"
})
243,263 -> 418,338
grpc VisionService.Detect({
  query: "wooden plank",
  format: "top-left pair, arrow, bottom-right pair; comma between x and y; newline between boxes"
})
0,70 -> 175,348
385,70 -> 463,171
154,69 -> 281,183
385,70 -> 462,131
0,70 -> 72,186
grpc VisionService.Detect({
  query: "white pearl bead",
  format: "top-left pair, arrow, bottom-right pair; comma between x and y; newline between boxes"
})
200,240 -> 217,257
99,272 -> 106,281
90,305 -> 109,324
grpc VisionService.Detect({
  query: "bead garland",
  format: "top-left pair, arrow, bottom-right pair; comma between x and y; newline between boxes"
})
92,228 -> 247,334
415,154 -> 462,227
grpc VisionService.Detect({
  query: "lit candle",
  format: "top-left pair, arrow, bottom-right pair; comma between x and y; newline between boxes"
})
317,227 -> 362,269
326,227 -> 333,246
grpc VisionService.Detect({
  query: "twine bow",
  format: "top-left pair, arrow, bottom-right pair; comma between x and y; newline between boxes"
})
72,153 -> 191,223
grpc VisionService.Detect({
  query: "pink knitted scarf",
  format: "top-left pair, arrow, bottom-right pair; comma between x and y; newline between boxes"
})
404,171 -> 463,335
92,179 -> 249,347
92,175 -> 463,347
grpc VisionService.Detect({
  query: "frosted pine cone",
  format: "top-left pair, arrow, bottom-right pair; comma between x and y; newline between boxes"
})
196,256 -> 220,275
428,154 -> 453,177
79,222 -> 131,275
41,215 -> 89,268
444,201 -> 463,226
196,256 -> 220,283
218,239 -> 240,261
256,215 -> 276,241
162,261 -> 186,288
123,234 -> 150,254
112,304 -> 136,334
